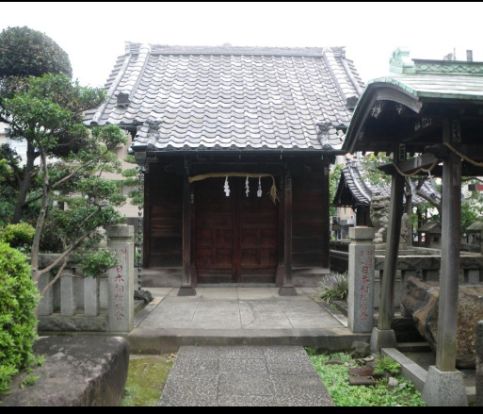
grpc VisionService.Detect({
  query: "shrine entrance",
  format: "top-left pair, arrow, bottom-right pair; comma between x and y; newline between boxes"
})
194,176 -> 279,283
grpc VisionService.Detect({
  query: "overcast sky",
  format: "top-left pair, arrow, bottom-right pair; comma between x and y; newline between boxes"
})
1,2 -> 483,88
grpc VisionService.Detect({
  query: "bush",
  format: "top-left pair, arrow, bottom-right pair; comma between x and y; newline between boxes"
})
0,26 -> 72,78
0,222 -> 35,249
320,273 -> 348,302
79,249 -> 118,278
0,242 -> 39,394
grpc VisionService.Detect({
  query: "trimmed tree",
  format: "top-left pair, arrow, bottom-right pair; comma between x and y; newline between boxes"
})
0,26 -> 73,223
1,72 -> 128,290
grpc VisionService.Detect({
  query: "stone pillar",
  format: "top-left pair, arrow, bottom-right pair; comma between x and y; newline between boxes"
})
60,269 -> 76,316
107,224 -> 135,333
37,273 -> 53,316
83,277 -> 99,316
348,226 -> 375,333
476,321 -> 483,407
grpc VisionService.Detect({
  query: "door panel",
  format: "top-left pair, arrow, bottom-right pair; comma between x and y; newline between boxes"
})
194,176 -> 278,283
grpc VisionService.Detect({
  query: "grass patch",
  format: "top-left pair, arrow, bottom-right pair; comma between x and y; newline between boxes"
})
307,350 -> 425,406
121,354 -> 175,406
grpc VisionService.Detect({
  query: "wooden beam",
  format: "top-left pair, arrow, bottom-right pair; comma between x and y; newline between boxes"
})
435,120 -> 462,371
378,152 -> 405,330
378,152 -> 439,175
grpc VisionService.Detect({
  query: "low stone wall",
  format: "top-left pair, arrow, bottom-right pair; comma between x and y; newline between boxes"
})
38,224 -> 135,334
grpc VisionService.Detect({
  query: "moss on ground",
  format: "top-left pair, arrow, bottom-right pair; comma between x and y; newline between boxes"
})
121,354 -> 175,406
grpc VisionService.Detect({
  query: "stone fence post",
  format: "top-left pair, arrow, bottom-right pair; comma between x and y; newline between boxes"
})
107,224 -> 135,333
348,226 -> 375,333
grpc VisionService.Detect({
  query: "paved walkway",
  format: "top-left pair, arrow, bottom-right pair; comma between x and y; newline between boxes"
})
135,287 -> 345,330
129,287 -> 367,353
159,345 -> 333,406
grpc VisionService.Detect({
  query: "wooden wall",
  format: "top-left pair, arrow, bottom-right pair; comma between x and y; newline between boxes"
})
292,163 -> 329,268
144,164 -> 183,267
144,157 -> 330,271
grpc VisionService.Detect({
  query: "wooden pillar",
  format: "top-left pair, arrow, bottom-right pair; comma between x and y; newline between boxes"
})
142,163 -> 150,267
378,168 -> 405,329
279,168 -> 296,296
436,122 -> 462,371
179,176 -> 196,296
422,120 -> 467,407
321,163 -> 330,268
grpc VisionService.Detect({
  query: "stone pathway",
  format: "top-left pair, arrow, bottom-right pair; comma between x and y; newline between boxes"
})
159,345 -> 333,406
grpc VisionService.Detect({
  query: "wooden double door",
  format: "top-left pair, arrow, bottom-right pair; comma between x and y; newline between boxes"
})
194,177 -> 279,283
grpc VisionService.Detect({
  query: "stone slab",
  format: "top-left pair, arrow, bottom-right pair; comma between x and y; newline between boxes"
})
0,336 -> 128,406
159,346 -> 333,406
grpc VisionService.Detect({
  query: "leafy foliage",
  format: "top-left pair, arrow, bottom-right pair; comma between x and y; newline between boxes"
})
20,373 -> 39,388
360,153 -> 391,186
0,69 -> 128,286
0,144 -> 21,225
373,356 -> 401,376
0,222 -> 35,250
79,249 -> 118,278
0,242 -> 39,394
308,351 -> 424,406
329,162 -> 344,217
0,26 -> 72,78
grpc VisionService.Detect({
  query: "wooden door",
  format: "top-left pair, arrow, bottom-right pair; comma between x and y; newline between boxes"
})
194,176 -> 278,283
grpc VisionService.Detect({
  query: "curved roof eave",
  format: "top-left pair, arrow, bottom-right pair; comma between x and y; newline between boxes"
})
342,80 -> 423,154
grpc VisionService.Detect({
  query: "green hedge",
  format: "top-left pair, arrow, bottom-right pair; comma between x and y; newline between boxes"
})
0,242 -> 39,394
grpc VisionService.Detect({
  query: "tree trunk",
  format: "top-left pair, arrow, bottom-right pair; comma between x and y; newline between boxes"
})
31,148 -> 49,283
12,140 -> 36,223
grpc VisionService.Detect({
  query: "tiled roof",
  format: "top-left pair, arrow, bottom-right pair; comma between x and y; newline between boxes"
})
334,158 -> 441,208
84,43 -> 364,151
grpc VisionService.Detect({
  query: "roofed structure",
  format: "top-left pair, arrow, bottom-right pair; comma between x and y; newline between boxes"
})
341,48 -> 483,399
333,158 -> 440,210
85,43 -> 364,152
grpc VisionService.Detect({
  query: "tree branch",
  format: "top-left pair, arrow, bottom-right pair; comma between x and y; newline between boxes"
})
40,258 -> 67,296
35,217 -> 97,279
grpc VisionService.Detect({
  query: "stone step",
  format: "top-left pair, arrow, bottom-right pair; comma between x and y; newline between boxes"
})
127,327 -> 370,354
396,341 -> 432,353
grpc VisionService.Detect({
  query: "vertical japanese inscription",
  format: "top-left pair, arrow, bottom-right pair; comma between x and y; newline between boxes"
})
113,247 -> 127,321
358,245 -> 374,322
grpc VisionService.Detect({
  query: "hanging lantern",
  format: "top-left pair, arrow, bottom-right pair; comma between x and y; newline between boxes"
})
245,176 -> 250,197
224,176 -> 230,197
257,176 -> 262,198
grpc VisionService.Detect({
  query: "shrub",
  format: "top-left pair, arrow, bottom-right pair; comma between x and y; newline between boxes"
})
79,249 -> 118,278
320,273 -> 348,302
0,242 -> 39,394
0,222 -> 35,249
